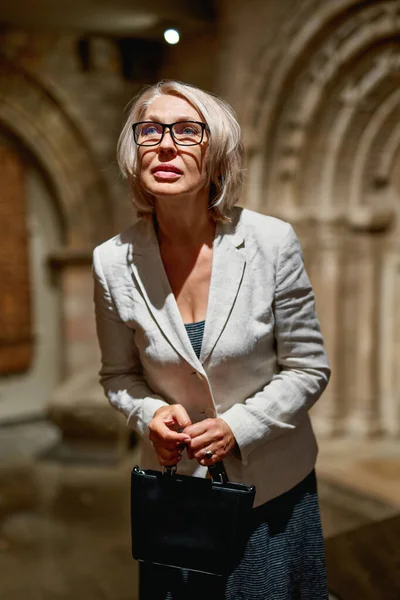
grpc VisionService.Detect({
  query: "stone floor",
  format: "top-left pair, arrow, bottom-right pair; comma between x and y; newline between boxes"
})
318,438 -> 400,600
0,421 -> 399,599
326,514 -> 400,600
0,422 -> 138,600
317,437 -> 400,510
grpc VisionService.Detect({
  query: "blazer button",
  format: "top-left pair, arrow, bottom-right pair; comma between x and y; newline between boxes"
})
205,407 -> 216,418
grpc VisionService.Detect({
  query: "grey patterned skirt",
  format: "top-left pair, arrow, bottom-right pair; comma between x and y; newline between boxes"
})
139,469 -> 328,600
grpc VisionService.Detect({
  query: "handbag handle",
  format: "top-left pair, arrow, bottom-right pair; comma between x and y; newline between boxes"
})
164,461 -> 228,484
165,427 -> 229,483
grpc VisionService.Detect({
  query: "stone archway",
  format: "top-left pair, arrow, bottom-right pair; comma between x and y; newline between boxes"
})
0,53 -> 117,424
0,53 -> 113,248
245,0 -> 400,221
244,0 -> 400,438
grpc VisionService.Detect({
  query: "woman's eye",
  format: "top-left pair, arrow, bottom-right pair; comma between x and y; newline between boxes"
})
177,125 -> 199,136
143,126 -> 159,135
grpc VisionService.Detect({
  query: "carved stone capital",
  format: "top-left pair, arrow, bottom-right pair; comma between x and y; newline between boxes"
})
347,191 -> 396,232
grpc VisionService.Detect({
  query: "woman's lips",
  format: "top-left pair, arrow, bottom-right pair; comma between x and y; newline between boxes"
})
153,170 -> 181,180
152,167 -> 182,180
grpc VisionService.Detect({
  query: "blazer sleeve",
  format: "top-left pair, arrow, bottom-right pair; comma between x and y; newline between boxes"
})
93,246 -> 168,436
220,224 -> 331,466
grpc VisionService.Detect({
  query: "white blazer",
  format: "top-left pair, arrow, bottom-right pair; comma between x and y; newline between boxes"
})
93,207 -> 330,506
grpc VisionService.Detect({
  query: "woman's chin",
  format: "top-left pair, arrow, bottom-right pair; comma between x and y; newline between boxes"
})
146,182 -> 187,198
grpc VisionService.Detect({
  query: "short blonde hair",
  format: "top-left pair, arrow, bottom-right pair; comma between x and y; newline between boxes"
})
117,80 -> 244,221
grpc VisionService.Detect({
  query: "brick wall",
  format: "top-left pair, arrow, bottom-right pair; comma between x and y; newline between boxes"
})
0,143 -> 32,374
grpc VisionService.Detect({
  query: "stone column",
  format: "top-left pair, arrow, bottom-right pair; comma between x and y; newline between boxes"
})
306,224 -> 343,437
46,253 -> 130,462
378,248 -> 400,436
346,236 -> 381,437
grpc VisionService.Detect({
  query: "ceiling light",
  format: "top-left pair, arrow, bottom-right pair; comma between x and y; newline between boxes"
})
164,29 -> 180,45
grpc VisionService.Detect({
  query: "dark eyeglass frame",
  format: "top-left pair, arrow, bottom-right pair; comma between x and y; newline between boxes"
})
132,120 -> 210,147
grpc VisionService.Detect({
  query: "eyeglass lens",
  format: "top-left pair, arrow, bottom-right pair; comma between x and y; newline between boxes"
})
135,122 -> 204,146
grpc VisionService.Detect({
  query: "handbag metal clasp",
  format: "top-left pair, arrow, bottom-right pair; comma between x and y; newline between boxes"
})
163,465 -> 177,476
133,465 -> 145,475
208,462 -> 228,484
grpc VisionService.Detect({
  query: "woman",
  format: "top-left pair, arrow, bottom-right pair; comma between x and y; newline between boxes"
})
93,80 -> 331,599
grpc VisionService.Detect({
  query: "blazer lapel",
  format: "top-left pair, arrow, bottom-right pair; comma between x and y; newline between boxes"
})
127,215 -> 246,371
127,219 -> 202,373
200,221 -> 246,365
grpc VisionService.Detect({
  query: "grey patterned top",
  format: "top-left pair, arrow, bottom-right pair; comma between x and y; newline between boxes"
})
184,320 -> 205,359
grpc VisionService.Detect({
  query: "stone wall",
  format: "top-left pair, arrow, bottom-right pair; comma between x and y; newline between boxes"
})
0,30 -> 138,244
0,30 -> 139,422
216,0 -> 400,438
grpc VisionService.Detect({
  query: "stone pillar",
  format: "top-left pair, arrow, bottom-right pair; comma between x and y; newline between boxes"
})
307,225 -> 343,437
59,258 -> 100,377
346,236 -> 381,437
46,253 -> 130,462
379,248 -> 400,436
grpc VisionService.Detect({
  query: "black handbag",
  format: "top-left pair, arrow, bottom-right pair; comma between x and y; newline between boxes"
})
131,462 -> 256,576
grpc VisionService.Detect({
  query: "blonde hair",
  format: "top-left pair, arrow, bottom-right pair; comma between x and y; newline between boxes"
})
117,80 -> 244,221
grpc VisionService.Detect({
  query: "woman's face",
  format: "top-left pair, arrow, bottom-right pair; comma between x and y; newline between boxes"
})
137,95 -> 210,203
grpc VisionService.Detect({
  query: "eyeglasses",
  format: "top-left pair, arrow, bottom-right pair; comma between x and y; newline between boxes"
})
132,121 -> 209,147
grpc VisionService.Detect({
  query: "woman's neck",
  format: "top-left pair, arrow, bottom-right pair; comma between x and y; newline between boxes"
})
154,197 -> 215,249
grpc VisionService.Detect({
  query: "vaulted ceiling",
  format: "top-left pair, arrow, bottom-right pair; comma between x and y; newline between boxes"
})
0,0 -> 215,37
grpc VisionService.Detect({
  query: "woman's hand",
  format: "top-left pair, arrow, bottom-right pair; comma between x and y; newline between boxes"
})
149,404 -> 192,467
183,418 -> 236,466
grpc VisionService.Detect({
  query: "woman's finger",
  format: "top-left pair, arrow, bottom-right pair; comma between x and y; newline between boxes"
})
170,404 -> 192,430
183,419 -> 210,438
188,431 -> 215,453
153,404 -> 192,432
150,405 -> 192,448
155,446 -> 182,465
149,416 -> 191,445
149,424 -> 190,448
192,441 -> 226,460
197,444 -> 227,466
187,419 -> 236,464
189,421 -> 226,450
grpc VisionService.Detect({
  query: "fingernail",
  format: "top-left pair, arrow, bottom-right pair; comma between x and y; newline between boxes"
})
183,436 -> 191,442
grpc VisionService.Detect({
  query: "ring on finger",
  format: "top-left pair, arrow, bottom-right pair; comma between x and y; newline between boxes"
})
204,448 -> 213,460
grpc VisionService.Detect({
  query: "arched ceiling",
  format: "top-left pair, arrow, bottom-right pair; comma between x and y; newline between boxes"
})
0,0 -> 214,37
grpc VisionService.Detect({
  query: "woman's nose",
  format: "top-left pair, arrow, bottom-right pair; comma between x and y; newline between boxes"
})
159,128 -> 176,152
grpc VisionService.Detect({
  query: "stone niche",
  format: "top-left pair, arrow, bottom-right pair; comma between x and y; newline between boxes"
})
0,34 -> 132,450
